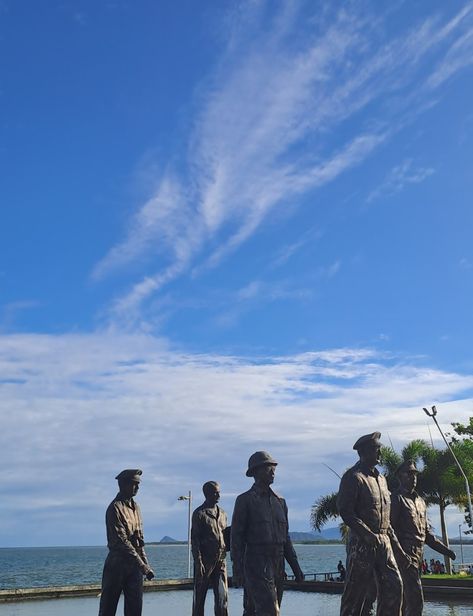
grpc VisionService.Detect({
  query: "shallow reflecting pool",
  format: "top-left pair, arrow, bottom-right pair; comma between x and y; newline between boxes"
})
1,589 -> 473,616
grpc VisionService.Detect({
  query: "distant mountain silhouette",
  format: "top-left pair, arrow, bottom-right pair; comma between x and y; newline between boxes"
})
159,535 -> 180,543
290,526 -> 341,541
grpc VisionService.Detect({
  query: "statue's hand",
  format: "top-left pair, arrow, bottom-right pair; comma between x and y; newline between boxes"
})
363,532 -> 380,548
197,560 -> 205,578
145,569 -> 155,580
447,549 -> 456,561
400,554 -> 414,570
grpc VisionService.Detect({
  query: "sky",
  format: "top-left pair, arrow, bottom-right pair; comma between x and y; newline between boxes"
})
1,0 -> 473,547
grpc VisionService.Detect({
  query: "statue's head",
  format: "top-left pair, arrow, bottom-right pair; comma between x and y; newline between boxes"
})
353,432 -> 382,467
395,459 -> 418,493
246,451 -> 278,485
115,469 -> 142,499
203,481 -> 220,505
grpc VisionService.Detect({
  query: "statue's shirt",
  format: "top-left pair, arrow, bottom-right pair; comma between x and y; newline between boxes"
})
191,504 -> 227,564
231,484 -> 301,579
337,462 -> 391,541
391,489 -> 428,546
232,485 -> 288,547
105,493 -> 150,573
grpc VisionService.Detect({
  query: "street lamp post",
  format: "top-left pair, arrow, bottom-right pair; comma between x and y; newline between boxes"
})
459,524 -> 464,567
178,491 -> 192,578
423,406 -> 473,532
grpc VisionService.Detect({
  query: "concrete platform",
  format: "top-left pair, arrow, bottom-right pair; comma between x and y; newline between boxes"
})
1,576 -> 472,603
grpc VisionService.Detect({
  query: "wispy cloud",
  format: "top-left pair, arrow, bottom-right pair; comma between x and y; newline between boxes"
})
216,278 -> 313,328
272,227 -> 323,268
92,2 -> 473,324
1,300 -> 41,331
366,159 -> 435,203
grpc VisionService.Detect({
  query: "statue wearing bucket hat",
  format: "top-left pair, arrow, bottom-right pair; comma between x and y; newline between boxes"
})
391,460 -> 456,616
231,451 -> 304,616
337,433 -> 407,616
98,469 -> 154,616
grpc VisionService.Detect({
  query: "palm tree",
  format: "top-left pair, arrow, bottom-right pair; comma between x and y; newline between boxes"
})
450,419 -> 473,532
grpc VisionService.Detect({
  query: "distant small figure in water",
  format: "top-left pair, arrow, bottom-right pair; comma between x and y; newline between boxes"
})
191,481 -> 229,616
337,563 -> 346,582
98,469 -> 154,616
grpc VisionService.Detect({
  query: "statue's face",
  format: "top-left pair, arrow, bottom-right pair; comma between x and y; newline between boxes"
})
204,483 -> 220,505
359,441 -> 381,467
399,470 -> 417,493
120,480 -> 140,499
254,463 -> 277,485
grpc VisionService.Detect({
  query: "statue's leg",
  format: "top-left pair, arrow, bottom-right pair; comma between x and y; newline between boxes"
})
243,585 -> 256,616
340,543 -> 375,616
401,557 -> 423,616
375,536 -> 403,616
211,560 -> 228,616
274,554 -> 285,609
360,577 -> 377,615
98,554 -> 124,616
193,564 -> 211,616
245,552 -> 279,616
122,565 -> 143,616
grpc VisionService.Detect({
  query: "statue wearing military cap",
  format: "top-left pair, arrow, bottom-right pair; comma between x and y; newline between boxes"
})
337,433 -> 406,616
391,459 -> 456,616
115,469 -> 143,483
98,469 -> 154,616
231,451 -> 304,616
352,431 -> 382,451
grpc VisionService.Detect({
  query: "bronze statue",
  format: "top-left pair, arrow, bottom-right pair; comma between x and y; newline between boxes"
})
391,460 -> 456,616
191,481 -> 229,616
231,451 -> 304,616
337,433 -> 407,616
98,469 -> 154,616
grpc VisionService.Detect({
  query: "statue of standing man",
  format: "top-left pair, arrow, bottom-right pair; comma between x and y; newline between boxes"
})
98,469 -> 154,616
191,481 -> 229,616
231,451 -> 304,616
337,433 -> 407,616
391,460 -> 456,616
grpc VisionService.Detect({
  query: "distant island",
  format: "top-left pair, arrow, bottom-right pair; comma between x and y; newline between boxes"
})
289,528 -> 342,543
148,536 -> 187,545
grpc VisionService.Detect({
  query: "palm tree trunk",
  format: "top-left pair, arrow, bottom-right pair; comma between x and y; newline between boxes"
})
439,500 -> 452,574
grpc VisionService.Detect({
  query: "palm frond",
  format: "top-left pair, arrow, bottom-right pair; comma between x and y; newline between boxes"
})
310,492 -> 339,532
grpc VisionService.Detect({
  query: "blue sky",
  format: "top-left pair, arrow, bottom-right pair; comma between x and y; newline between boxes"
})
1,0 -> 473,547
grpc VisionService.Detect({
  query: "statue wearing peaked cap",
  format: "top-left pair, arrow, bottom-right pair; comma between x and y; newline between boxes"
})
337,433 -> 408,616
231,451 -> 304,616
391,460 -> 456,616
98,469 -> 154,616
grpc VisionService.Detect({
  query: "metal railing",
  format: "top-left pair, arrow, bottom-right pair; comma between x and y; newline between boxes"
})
286,571 -> 343,582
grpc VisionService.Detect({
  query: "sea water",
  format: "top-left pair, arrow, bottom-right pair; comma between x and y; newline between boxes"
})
2,543 -> 472,589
